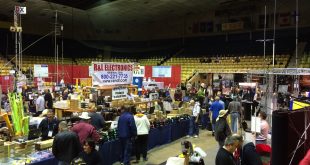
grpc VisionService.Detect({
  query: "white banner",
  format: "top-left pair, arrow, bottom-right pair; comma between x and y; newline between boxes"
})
92,62 -> 133,86
112,87 -> 128,100
15,6 -> 26,14
34,64 -> 49,77
152,66 -> 171,77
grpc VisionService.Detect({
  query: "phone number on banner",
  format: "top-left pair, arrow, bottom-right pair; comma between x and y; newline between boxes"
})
100,72 -> 129,83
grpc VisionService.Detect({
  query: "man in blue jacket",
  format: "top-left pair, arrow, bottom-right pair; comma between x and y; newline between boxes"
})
210,96 -> 224,136
117,105 -> 137,165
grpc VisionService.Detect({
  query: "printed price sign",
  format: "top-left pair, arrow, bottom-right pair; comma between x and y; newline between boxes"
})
91,62 -> 133,86
112,87 -> 128,100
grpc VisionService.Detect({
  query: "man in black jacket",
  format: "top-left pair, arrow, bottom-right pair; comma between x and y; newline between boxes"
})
232,134 -> 263,165
38,110 -> 59,140
44,89 -> 53,109
216,135 -> 239,165
52,121 -> 81,165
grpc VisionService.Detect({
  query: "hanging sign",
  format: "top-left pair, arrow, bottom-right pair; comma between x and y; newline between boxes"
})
34,64 -> 49,78
91,62 -> 133,86
112,86 -> 128,100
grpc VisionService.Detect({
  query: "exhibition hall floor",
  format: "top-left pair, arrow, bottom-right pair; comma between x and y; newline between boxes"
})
113,129 -> 218,165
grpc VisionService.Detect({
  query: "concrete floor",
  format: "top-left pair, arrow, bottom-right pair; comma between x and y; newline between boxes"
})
113,129 -> 218,165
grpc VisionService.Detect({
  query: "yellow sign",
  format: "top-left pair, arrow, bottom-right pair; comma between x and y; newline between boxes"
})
222,22 -> 244,31
292,101 -> 310,110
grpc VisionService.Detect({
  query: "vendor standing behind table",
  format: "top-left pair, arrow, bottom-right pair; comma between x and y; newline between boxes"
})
97,92 -> 105,106
35,92 -> 45,116
71,112 -> 100,145
44,89 -> 53,109
39,109 -> 59,140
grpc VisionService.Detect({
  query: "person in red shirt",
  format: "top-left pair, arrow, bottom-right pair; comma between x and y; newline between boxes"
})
71,112 -> 100,145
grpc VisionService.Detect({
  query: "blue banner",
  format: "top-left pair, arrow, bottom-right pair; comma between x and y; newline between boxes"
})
133,77 -> 143,96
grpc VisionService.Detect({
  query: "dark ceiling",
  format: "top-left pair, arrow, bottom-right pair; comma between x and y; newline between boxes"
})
44,0 -> 116,10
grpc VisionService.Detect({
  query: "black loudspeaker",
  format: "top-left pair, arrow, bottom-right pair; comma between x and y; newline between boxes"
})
272,110 -> 310,165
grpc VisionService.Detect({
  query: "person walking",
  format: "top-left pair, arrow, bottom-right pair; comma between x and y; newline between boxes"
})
210,96 -> 225,136
215,110 -> 231,148
52,121 -> 81,165
228,97 -> 242,133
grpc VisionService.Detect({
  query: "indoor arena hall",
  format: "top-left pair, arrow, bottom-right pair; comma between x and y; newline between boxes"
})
0,0 -> 310,165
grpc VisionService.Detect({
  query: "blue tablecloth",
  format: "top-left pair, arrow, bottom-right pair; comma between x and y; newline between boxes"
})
31,119 -> 190,165
99,139 -> 122,165
148,127 -> 160,150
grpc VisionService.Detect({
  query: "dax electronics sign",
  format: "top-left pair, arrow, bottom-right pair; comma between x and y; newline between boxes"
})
112,86 -> 128,100
91,62 -> 134,86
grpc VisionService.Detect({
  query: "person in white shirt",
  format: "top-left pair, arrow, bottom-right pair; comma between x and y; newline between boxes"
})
188,100 -> 201,138
133,108 -> 150,163
258,111 -> 270,139
36,92 -> 45,115
127,92 -> 134,100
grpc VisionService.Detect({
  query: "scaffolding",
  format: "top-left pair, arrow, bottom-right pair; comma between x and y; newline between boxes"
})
247,68 -> 310,115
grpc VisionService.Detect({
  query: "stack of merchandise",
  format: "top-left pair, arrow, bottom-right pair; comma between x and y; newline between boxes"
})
184,108 -> 193,116
0,140 -> 8,158
53,100 -> 69,109
108,129 -> 117,140
154,110 -> 164,120
34,139 -> 54,151
99,128 -> 118,143
70,100 -> 80,110
110,100 -> 118,107
80,101 -> 89,109
134,97 -> 141,103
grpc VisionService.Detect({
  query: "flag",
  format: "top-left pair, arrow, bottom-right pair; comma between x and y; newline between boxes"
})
15,6 -> 27,14
289,100 -> 310,110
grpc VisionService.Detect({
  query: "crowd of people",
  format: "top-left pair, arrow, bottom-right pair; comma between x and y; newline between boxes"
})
0,82 -> 274,165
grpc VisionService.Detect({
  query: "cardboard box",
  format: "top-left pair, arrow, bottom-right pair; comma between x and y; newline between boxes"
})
35,139 -> 54,151
171,109 -> 179,114
184,108 -> 193,116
